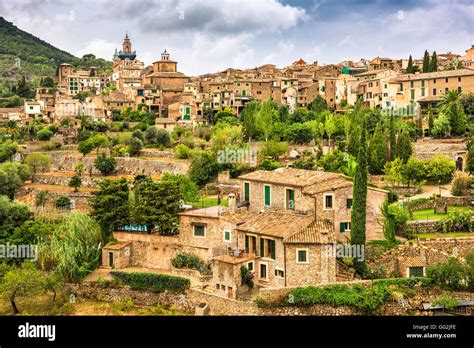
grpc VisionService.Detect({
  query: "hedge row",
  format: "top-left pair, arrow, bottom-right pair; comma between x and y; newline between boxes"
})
110,271 -> 190,294
285,278 -> 431,313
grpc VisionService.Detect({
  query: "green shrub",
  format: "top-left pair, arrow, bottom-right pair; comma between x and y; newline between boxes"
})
54,196 -> 71,209
171,253 -> 211,275
36,128 -> 53,141
426,258 -> 468,290
432,293 -> 459,310
437,210 -> 473,233
285,279 -> 431,314
41,141 -> 61,151
451,171 -> 471,196
175,144 -> 192,159
257,159 -> 282,171
110,271 -> 190,294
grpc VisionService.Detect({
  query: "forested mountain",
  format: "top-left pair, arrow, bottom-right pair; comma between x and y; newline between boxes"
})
0,17 -> 112,82
0,17 -> 74,79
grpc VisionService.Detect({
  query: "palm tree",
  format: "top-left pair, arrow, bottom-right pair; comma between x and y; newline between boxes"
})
439,90 -> 467,136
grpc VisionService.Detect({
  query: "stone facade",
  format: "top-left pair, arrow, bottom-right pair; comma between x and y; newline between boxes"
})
284,243 -> 336,287
101,242 -> 131,269
112,232 -> 180,270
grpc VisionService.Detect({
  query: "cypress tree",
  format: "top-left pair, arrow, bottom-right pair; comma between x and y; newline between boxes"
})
422,50 -> 430,73
16,76 -> 29,98
388,113 -> 397,161
395,129 -> 413,163
406,55 -> 414,73
350,118 -> 368,247
427,108 -> 435,136
430,51 -> 438,72
368,123 -> 387,174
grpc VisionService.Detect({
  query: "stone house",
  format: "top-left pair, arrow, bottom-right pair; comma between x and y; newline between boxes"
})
238,168 -> 387,241
101,241 -> 131,269
174,168 -> 387,297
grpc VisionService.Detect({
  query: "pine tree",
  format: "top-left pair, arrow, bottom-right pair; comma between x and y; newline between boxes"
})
368,124 -> 387,174
395,129 -> 413,163
406,55 -> 414,73
350,118 -> 368,247
430,51 -> 438,72
422,50 -> 430,73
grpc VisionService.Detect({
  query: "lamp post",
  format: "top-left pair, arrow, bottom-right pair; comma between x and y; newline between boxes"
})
438,180 -> 441,197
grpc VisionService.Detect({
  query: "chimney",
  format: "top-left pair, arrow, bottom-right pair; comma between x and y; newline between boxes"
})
228,193 -> 236,213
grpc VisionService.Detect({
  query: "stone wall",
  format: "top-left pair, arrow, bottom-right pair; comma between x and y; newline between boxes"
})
409,196 -> 473,211
15,186 -> 92,208
405,220 -> 439,234
368,238 -> 474,277
419,238 -> 474,257
112,232 -> 180,270
35,173 -> 99,188
68,280 -> 474,316
48,151 -> 189,176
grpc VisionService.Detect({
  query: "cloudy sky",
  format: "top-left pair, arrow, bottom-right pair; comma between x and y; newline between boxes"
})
1,0 -> 473,75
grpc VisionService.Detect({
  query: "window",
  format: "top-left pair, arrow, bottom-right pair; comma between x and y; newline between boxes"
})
340,222 -> 351,232
296,249 -> 308,264
445,87 -> 449,93
458,87 -> 462,93
275,269 -> 284,278
433,79 -> 436,84
244,182 -> 250,202
421,80 -> 425,87
193,224 -> 205,237
410,81 -> 414,88
260,238 -> 276,259
264,185 -> 271,206
324,194 -> 334,210
410,89 -> 415,100
433,88 -> 437,96
445,78 -> 448,83
260,263 -> 268,280
408,267 -> 424,277
223,229 -> 231,242
346,198 -> 353,209
247,261 -> 254,271
286,188 -> 295,210
458,77 -> 461,82
384,84 -> 387,89
421,88 -> 425,97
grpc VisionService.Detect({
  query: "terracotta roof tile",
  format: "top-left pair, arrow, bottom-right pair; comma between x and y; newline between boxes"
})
284,219 -> 335,244
239,168 -> 342,188
236,211 -> 314,238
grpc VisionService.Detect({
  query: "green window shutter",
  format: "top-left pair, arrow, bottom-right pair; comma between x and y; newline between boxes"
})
270,240 -> 276,260
346,198 -> 352,209
264,185 -> 270,206
340,222 -> 345,232
186,107 -> 190,114
245,235 -> 249,253
260,238 -> 264,257
244,183 -> 250,201
287,189 -> 295,210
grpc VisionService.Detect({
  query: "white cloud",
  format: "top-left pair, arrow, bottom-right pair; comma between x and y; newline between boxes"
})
76,39 -> 118,60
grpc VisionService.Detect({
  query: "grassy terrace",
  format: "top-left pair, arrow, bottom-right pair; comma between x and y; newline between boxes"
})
416,232 -> 474,239
187,196 -> 229,208
411,206 -> 473,221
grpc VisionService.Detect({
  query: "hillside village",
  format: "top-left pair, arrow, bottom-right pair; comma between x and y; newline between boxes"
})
0,30 -> 473,317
